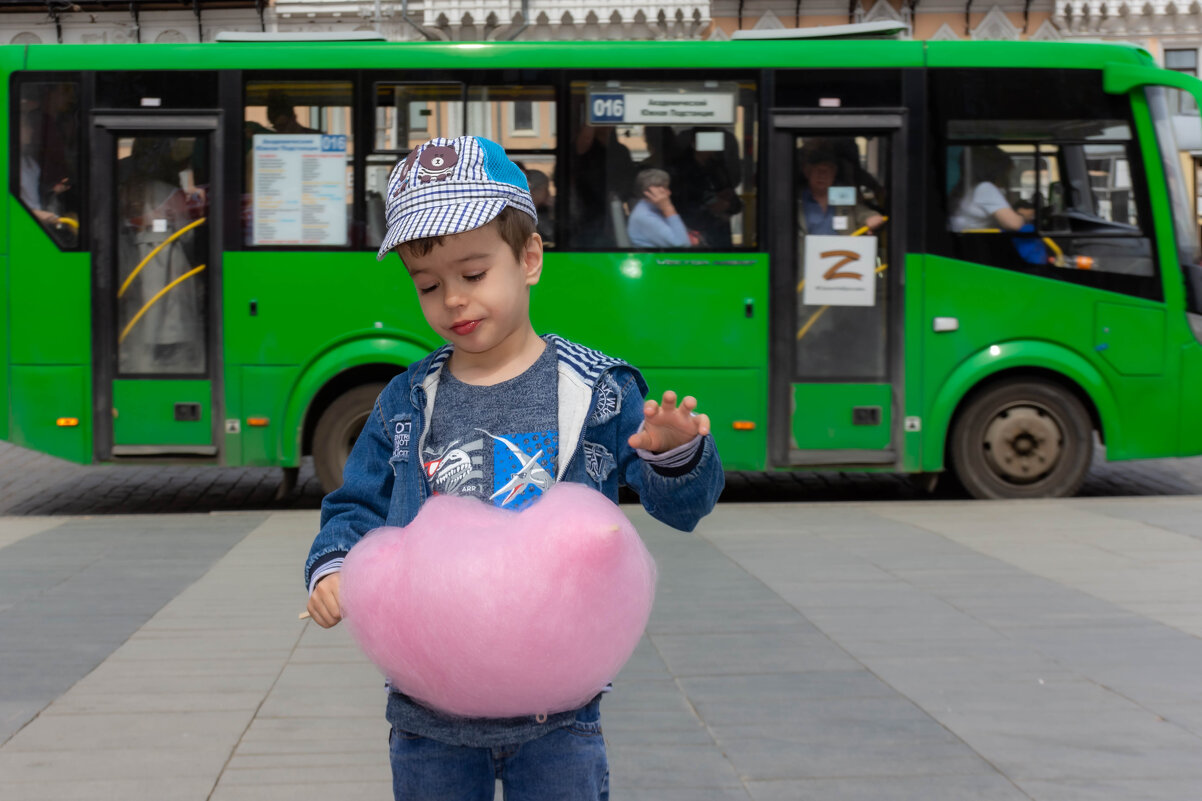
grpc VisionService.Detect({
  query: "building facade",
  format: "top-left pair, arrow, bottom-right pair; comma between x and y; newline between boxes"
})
6,1 -> 1200,74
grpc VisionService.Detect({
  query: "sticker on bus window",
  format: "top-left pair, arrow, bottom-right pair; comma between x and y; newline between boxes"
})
252,134 -> 348,246
587,89 -> 735,125
828,186 -> 856,205
802,235 -> 878,307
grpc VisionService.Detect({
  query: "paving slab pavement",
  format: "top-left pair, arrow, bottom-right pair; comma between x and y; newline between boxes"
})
1,498 -> 1201,800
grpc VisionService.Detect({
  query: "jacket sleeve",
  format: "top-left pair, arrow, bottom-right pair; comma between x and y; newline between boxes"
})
615,372 -> 724,532
303,394 -> 396,589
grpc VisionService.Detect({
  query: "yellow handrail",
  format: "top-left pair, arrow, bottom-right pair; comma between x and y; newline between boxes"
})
118,217 -> 206,299
849,215 -> 888,237
119,264 -> 206,344
56,216 -> 80,230
795,305 -> 829,342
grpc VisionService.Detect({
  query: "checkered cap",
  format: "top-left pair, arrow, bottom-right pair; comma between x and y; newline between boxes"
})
376,135 -> 538,260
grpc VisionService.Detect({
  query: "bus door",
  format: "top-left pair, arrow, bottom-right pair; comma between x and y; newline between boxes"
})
91,115 -> 221,459
767,113 -> 904,468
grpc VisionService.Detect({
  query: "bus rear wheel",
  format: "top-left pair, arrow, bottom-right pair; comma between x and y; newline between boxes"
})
312,383 -> 385,495
950,379 -> 1092,499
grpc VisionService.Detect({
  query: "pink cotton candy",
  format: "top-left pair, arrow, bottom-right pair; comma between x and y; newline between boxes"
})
339,483 -> 657,718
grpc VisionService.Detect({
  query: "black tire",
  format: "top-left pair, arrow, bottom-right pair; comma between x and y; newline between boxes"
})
949,379 -> 1093,500
312,383 -> 385,494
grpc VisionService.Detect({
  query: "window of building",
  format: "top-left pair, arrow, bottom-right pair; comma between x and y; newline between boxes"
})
931,70 -> 1158,300
1166,49 -> 1198,114
243,79 -> 354,247
510,100 -> 536,135
409,101 -> 430,132
566,79 -> 758,250
15,80 -> 80,249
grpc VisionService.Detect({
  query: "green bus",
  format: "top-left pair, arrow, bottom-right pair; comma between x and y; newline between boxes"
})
8,36 -> 1202,499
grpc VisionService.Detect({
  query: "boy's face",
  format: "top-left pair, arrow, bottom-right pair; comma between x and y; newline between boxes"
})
403,221 -> 543,358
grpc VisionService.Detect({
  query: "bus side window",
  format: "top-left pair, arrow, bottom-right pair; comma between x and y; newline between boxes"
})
16,81 -> 80,249
565,79 -> 758,251
933,70 -> 1158,299
243,79 -> 354,248
368,83 -> 465,251
945,133 -> 1153,282
365,84 -> 558,252
466,86 -> 557,249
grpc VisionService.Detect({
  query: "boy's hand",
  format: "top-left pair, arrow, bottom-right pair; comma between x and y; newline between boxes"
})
628,390 -> 711,454
306,573 -> 343,628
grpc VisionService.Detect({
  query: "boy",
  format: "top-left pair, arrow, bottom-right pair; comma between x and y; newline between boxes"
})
303,135 -> 724,801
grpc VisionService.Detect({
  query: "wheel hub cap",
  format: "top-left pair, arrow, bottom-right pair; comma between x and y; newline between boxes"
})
982,405 -> 1062,484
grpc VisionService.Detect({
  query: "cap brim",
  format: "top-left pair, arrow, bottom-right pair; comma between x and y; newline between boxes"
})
376,199 -> 509,261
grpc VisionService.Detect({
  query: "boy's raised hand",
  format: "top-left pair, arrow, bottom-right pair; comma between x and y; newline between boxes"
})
628,390 -> 711,454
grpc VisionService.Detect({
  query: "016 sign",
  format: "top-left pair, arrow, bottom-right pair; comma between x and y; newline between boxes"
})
587,90 -> 736,125
590,94 -> 626,123
801,235 -> 878,307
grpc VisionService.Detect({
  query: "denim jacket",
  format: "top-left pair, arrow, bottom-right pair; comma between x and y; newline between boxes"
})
305,333 -> 723,586
302,334 -> 724,746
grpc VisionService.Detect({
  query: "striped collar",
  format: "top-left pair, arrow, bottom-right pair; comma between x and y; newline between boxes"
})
409,334 -> 631,394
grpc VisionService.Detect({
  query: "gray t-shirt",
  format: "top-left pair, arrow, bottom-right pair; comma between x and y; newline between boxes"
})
422,341 -> 559,510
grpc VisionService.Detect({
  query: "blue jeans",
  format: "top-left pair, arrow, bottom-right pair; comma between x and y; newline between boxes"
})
388,702 -> 609,801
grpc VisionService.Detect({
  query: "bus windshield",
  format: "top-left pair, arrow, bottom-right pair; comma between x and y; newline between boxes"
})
1147,87 -> 1202,274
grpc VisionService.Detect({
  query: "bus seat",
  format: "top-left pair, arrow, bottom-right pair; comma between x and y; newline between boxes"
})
609,195 -> 631,249
366,190 -> 386,249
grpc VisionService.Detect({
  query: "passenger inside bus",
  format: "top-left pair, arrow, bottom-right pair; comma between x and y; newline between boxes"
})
267,91 -> 321,135
1011,198 -> 1053,266
627,168 -> 694,249
18,94 -> 78,247
570,123 -> 635,247
18,112 -> 68,227
523,168 -> 555,244
636,126 -> 677,174
796,144 -> 885,236
948,145 -> 1026,233
671,128 -> 743,248
116,137 -> 207,375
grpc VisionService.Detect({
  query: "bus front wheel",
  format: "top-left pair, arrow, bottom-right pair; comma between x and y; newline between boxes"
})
950,379 -> 1092,499
312,383 -> 386,495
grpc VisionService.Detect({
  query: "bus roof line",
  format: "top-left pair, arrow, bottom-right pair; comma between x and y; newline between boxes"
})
730,21 -> 907,40
213,31 -> 386,42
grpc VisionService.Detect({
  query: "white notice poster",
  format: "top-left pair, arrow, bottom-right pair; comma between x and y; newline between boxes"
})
253,134 -> 348,246
802,235 -> 878,307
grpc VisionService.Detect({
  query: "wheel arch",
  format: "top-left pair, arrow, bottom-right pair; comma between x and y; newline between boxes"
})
281,336 -> 431,465
925,341 -> 1119,472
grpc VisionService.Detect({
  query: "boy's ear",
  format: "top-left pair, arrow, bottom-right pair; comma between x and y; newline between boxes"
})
522,233 -> 544,287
